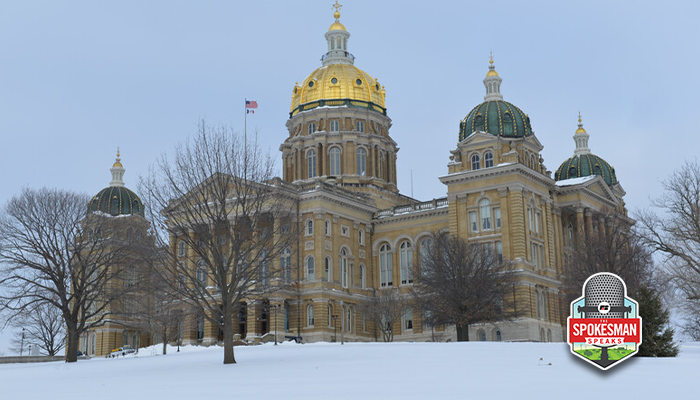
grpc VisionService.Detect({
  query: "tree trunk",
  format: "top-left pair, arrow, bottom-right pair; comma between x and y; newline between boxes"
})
456,324 -> 470,342
162,326 -> 168,355
222,304 -> 236,364
65,325 -> 79,363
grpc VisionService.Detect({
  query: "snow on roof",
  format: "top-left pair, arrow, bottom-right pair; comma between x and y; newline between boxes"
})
555,175 -> 597,187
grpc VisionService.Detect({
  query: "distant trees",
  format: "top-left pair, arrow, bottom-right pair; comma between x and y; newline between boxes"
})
562,209 -> 653,304
413,233 -> 517,341
8,301 -> 65,356
141,122 -> 296,364
0,188 -> 131,362
637,160 -> 700,336
360,288 -> 410,342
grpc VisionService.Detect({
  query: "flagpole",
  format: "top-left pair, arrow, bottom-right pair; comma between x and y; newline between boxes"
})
244,98 -> 247,150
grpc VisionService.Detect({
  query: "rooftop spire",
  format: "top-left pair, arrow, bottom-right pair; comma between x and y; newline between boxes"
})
573,113 -> 591,156
110,148 -> 126,187
483,54 -> 503,101
323,2 -> 354,66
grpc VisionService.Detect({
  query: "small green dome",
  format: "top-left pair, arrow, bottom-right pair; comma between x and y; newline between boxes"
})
88,186 -> 144,217
555,154 -> 618,186
459,100 -> 533,141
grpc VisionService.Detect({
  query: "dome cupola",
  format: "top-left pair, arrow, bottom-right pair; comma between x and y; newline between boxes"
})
459,56 -> 533,141
289,2 -> 386,117
88,149 -> 145,217
555,115 -> 618,186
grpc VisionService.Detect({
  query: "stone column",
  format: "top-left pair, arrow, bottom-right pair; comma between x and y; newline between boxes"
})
509,186 -> 526,260
574,206 -> 585,248
498,188 -> 511,258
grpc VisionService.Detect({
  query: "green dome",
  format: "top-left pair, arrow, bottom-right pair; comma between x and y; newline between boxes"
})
88,186 -> 144,217
459,100 -> 533,141
555,154 -> 618,186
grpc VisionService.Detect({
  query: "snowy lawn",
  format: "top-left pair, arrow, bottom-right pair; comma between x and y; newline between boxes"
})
1,341 -> 697,399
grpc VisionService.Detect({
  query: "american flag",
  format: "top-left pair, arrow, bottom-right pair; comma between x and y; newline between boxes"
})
245,100 -> 258,109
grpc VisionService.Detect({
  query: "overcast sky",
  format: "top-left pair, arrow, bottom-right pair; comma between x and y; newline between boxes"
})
1,0 -> 699,354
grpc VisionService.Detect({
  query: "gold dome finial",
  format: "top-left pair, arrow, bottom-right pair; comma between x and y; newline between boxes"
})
113,147 -> 123,168
576,112 -> 587,134
328,1 -> 346,31
333,1 -> 342,19
486,52 -> 499,77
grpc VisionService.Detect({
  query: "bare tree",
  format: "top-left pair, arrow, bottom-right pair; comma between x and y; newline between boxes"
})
360,288 -> 410,342
0,188 -> 131,362
8,301 -> 65,356
141,122 -> 296,364
637,160 -> 700,335
413,233 -> 517,341
562,209 -> 652,303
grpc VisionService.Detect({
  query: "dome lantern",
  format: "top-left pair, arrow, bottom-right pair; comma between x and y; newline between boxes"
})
110,148 -> 125,187
483,53 -> 503,101
323,2 -> 354,66
573,112 -> 591,156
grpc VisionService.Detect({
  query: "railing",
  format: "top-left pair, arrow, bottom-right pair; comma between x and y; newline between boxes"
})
321,51 -> 356,63
290,98 -> 386,117
376,197 -> 449,218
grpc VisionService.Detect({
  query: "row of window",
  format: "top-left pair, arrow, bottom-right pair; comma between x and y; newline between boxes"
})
306,219 -> 365,245
308,120 -> 365,135
469,199 -> 501,233
307,147 -> 369,177
305,251 -> 366,289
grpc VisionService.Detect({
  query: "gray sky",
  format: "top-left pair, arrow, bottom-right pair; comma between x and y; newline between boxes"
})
1,0 -> 699,353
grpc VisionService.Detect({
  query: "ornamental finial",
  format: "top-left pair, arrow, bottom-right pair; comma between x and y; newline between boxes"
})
490,51 -> 494,64
333,1 -> 342,20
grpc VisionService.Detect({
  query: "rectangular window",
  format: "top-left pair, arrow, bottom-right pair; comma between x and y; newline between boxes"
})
341,226 -> 350,237
528,208 -> 534,232
470,212 -> 478,233
404,308 -> 413,331
535,212 -> 542,235
496,241 -> 503,264
494,208 -> 501,229
531,243 -> 543,269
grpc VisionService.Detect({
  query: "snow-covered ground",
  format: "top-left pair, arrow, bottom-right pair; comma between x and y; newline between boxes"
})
1,341 -> 697,399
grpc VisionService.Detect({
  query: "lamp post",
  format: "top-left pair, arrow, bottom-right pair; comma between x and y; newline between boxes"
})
20,328 -> 25,356
273,304 -> 280,345
331,315 -> 339,343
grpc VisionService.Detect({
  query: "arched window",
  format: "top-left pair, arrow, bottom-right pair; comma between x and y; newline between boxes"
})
359,264 -> 366,288
307,304 -> 314,326
403,308 -> 413,331
356,120 -> 364,132
496,330 -> 502,341
340,248 -> 349,288
420,238 -> 434,276
540,328 -> 546,342
358,229 -> 364,245
307,256 -> 315,281
569,166 -> 577,177
379,244 -> 393,287
484,152 -> 494,168
330,120 -> 339,132
308,122 -> 316,135
530,155 -> 536,170
307,149 -> 317,178
280,247 -> 291,284
356,148 -> 367,176
594,165 -> 601,175
399,241 -> 413,285
324,256 -> 332,282
478,329 -> 486,341
177,241 -> 186,257
480,199 -> 492,230
325,219 -> 331,236
547,329 -> 552,343
329,147 -> 341,176
306,219 -> 314,235
471,154 -> 480,170
345,307 -> 353,332
568,222 -> 574,245
196,260 -> 207,287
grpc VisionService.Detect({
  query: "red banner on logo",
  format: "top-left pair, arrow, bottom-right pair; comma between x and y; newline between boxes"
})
568,318 -> 641,344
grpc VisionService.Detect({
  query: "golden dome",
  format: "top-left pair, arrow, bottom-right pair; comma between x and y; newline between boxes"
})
290,64 -> 386,113
113,148 -> 123,168
486,52 -> 499,76
329,21 -> 347,31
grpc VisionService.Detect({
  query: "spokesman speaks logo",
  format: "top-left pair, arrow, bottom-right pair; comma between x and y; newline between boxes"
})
567,272 -> 642,370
